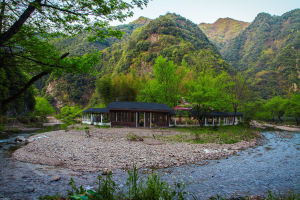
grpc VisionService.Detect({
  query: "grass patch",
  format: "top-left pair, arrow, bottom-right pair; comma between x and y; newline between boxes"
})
168,124 -> 259,144
95,125 -> 111,129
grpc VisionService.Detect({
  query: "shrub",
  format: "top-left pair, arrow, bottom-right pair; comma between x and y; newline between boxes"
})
126,132 -> 143,141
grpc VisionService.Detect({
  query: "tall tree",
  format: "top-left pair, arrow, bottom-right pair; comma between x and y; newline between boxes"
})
285,94 -> 300,125
223,73 -> 251,124
137,56 -> 180,107
0,0 -> 148,111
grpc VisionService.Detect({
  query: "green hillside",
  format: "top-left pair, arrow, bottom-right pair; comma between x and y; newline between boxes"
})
199,18 -> 249,52
42,13 -> 227,108
99,13 -> 226,75
41,17 -> 152,108
223,9 -> 300,99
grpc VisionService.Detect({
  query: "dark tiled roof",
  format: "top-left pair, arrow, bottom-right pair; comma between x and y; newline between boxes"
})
82,108 -> 109,113
107,102 -> 172,112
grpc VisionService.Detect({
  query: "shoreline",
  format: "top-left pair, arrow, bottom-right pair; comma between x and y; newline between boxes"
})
13,127 -> 259,172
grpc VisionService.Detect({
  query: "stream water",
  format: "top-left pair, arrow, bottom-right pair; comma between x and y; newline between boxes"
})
0,130 -> 299,200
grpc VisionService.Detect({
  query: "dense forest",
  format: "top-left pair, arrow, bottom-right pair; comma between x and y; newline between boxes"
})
0,3 -> 299,125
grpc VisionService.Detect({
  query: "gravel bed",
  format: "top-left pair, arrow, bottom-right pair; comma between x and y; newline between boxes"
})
13,127 -> 258,172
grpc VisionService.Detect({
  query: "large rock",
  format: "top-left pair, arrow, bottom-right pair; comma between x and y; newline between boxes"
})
50,175 -> 61,182
15,136 -> 26,143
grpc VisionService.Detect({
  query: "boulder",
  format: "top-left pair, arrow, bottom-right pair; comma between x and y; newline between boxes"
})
50,175 -> 61,182
15,136 -> 26,143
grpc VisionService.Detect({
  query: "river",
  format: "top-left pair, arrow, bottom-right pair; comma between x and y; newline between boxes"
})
0,130 -> 299,199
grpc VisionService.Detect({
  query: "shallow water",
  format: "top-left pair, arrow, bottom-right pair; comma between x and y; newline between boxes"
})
0,131 -> 299,199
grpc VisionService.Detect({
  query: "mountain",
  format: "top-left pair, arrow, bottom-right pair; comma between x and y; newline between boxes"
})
51,16 -> 151,56
98,13 -> 226,75
42,17 -> 152,108
223,9 -> 300,99
42,13 -> 227,108
199,18 -> 249,52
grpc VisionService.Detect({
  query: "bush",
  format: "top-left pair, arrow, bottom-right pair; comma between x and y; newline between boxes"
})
55,106 -> 82,124
126,132 -> 144,141
34,97 -> 55,116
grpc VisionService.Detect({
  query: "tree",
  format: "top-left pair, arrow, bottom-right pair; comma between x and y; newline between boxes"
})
264,96 -> 287,122
223,73 -> 251,124
187,71 -> 230,112
137,56 -> 180,107
285,94 -> 300,125
192,104 -> 211,127
96,75 -> 113,105
34,97 -> 55,116
0,0 -> 148,111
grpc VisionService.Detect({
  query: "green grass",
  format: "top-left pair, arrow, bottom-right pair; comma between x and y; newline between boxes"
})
166,124 -> 259,144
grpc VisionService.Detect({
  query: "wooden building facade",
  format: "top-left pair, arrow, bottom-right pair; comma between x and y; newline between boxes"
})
82,102 -> 174,128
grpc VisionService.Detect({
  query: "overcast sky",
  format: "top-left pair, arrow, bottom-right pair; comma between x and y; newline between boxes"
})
111,0 -> 299,25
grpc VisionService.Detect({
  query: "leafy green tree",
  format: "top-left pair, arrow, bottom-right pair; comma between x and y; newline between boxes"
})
96,75 -> 113,105
138,56 -> 180,107
34,97 -> 55,116
187,71 -> 230,112
284,94 -> 300,124
55,106 -> 82,124
264,96 -> 287,122
192,104 -> 211,127
223,73 -> 251,124
95,72 -> 141,105
0,0 -> 148,109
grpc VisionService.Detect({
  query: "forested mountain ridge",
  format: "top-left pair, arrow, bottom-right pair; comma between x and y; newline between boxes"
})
98,13 -> 226,75
42,17 -> 152,108
199,18 -> 250,52
222,9 -> 300,99
42,13 -> 227,108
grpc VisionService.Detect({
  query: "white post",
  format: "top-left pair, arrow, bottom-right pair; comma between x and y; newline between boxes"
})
91,114 -> 93,123
136,112 -> 138,127
205,117 -> 207,126
150,112 -> 152,128
101,114 -> 103,124
168,115 -> 171,127
224,117 -> 226,125
175,117 -> 177,126
144,112 -> 146,128
212,117 -> 215,126
219,117 -> 221,126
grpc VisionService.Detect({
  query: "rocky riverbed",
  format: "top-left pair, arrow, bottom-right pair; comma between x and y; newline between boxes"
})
13,127 -> 258,172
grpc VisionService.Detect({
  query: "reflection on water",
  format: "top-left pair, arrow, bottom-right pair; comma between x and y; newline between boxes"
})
0,131 -> 299,200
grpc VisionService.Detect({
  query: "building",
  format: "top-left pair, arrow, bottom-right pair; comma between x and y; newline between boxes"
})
82,101 -> 242,128
82,102 -> 174,128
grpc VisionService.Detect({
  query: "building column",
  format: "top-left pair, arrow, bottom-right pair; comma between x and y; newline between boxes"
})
101,114 -> 103,123
175,117 -> 177,126
219,117 -> 221,126
168,114 -> 171,127
150,112 -> 152,128
144,112 -> 146,128
91,113 -> 93,123
212,117 -> 215,126
116,112 -> 117,122
205,117 -> 207,126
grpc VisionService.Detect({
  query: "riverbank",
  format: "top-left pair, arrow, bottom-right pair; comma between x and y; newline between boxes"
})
251,120 -> 300,132
13,125 -> 259,172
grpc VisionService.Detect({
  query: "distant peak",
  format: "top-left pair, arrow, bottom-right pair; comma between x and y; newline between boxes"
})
130,16 -> 151,25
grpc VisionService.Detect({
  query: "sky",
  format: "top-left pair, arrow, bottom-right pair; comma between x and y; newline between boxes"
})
111,0 -> 299,25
